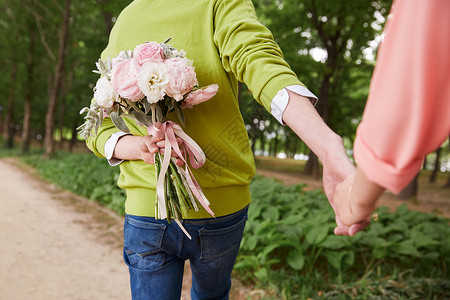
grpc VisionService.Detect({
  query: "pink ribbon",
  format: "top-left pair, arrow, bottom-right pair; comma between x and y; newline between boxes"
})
147,121 -> 215,219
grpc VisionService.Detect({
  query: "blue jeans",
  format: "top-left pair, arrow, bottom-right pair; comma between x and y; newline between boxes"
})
123,206 -> 249,300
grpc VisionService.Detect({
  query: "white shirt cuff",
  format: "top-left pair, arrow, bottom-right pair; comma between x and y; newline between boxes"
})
104,131 -> 130,166
270,85 -> 318,124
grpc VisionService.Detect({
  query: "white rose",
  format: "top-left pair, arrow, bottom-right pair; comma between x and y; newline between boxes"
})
137,62 -> 170,104
93,77 -> 117,108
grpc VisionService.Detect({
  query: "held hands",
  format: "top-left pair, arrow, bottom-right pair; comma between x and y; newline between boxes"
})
320,144 -> 373,236
332,172 -> 372,236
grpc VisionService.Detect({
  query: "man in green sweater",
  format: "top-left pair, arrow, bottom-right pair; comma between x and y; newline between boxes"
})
86,0 -> 354,299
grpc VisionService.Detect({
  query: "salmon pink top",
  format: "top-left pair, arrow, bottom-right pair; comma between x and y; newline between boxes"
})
354,0 -> 450,193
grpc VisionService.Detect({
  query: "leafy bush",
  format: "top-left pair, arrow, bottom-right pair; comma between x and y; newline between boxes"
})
235,176 -> 450,299
21,151 -> 126,216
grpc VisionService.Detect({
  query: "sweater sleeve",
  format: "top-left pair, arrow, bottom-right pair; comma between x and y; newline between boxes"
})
354,0 -> 450,193
86,117 -> 121,158
213,0 -> 306,112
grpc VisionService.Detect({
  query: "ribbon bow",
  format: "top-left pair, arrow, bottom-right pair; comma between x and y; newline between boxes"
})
148,121 -> 215,225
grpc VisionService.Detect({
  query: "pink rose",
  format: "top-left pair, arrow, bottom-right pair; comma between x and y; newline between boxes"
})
133,42 -> 165,66
165,58 -> 198,101
111,59 -> 144,101
182,84 -> 219,109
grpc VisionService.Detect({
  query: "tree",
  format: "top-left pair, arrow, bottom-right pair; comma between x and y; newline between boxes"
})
429,147 -> 442,183
0,0 -> 23,148
44,0 -> 72,157
252,0 -> 392,177
398,174 -> 419,200
21,20 -> 37,153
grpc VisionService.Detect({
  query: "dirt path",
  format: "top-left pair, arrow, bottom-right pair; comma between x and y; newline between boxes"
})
0,158 -> 132,299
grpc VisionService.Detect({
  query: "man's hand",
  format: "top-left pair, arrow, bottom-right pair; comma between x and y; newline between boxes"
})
113,131 -> 185,166
281,91 -> 369,235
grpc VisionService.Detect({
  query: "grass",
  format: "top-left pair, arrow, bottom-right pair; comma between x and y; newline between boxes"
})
254,156 -> 307,174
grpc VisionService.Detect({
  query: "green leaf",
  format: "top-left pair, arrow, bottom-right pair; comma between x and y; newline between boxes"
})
323,251 -> 345,271
95,110 -> 103,135
305,225 -> 329,245
155,105 -> 163,122
262,206 -> 279,221
132,110 -> 153,127
246,235 -> 258,251
287,250 -> 305,270
343,250 -> 355,267
320,235 -> 347,249
110,112 -> 130,133
143,100 -> 151,114
174,104 -> 185,127
395,240 -> 421,257
254,268 -> 268,283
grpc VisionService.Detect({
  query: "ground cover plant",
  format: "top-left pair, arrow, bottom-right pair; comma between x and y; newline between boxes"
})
235,176 -> 450,299
2,148 -> 448,299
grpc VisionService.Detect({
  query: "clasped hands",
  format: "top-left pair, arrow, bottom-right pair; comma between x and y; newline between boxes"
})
322,150 -> 376,237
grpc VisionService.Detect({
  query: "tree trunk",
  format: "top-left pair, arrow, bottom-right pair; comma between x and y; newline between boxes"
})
3,59 -> 18,148
57,94 -> 66,149
304,151 -> 320,179
445,172 -> 450,188
21,27 -> 36,154
398,173 -> 419,200
429,147 -> 441,183
259,127 -> 265,155
69,113 -> 80,152
290,140 -> 298,159
422,154 -> 429,171
273,134 -> 279,157
445,137 -> 450,188
44,0 -> 71,157
250,128 -> 257,155
97,0 -> 114,35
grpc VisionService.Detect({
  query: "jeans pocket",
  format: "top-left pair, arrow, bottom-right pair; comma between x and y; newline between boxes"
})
199,214 -> 248,261
123,216 -> 167,270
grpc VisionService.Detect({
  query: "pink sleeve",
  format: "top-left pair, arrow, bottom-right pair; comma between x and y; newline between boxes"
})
354,0 -> 450,193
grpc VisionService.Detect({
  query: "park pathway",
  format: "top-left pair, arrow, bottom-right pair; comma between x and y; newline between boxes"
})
0,158 -> 132,299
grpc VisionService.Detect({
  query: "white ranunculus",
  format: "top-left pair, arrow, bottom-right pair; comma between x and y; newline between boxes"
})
137,62 -> 170,104
93,77 -> 117,108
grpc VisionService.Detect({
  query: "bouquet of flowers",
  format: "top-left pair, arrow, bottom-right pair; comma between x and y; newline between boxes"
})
78,38 -> 218,238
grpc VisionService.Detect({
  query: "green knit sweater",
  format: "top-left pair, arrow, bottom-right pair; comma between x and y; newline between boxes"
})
86,0 -> 306,218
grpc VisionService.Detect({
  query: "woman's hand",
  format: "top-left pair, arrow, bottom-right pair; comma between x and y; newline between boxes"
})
332,167 -> 384,236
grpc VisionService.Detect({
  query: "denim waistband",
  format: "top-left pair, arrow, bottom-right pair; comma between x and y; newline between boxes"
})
179,205 -> 249,225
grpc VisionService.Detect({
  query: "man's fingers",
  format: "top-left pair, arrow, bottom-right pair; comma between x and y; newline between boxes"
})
142,136 -> 159,154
